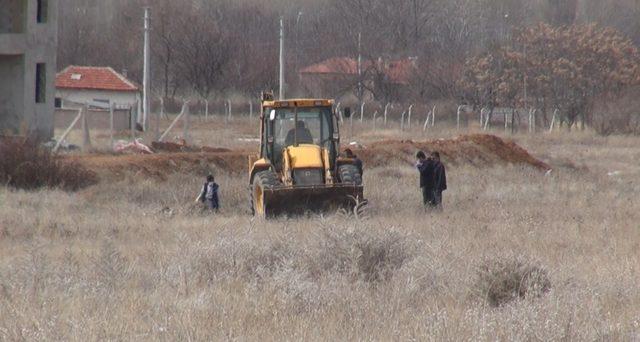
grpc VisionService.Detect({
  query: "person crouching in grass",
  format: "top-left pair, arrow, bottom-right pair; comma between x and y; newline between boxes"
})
196,174 -> 220,211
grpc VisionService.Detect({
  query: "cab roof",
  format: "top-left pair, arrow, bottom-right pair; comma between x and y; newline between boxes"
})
262,99 -> 334,108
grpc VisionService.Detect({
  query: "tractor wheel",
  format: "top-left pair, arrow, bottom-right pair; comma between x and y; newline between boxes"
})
338,164 -> 363,186
250,170 -> 281,217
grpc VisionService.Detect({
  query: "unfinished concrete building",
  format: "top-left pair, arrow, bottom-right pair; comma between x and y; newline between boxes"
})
0,0 -> 57,139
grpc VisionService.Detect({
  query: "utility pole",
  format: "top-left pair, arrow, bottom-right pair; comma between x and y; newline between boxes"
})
142,7 -> 150,130
357,32 -> 362,107
279,17 -> 285,100
523,41 -> 527,110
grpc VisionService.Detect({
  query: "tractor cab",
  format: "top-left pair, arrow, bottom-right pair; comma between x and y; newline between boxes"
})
262,100 -> 338,173
248,93 -> 362,217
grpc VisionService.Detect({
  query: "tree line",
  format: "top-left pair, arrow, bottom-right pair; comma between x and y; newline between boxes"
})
57,0 -> 640,131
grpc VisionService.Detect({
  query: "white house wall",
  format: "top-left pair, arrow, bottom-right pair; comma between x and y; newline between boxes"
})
56,89 -> 140,109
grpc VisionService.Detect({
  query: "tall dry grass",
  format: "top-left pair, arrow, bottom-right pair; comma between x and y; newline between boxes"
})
1,130 -> 640,340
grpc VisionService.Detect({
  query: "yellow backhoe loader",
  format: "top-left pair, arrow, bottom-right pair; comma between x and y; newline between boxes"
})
248,93 -> 364,217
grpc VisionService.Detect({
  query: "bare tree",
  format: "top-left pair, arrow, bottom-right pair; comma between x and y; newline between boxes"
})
174,7 -> 233,100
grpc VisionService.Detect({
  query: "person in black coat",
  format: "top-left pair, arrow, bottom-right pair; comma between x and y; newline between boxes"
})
344,148 -> 364,175
416,151 -> 435,208
431,151 -> 447,210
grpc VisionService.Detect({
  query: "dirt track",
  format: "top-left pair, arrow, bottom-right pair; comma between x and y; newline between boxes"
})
69,134 -> 550,180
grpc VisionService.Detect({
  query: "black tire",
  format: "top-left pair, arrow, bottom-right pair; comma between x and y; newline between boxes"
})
338,164 -> 363,186
250,170 -> 282,217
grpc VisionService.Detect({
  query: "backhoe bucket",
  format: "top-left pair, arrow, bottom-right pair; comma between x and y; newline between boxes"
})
260,184 -> 364,217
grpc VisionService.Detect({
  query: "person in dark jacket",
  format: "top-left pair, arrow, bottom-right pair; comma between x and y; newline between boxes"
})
416,151 -> 435,208
285,120 -> 314,146
198,174 -> 220,211
344,148 -> 364,175
431,151 -> 447,210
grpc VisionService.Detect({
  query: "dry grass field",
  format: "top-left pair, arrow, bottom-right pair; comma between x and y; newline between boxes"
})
1,119 -> 640,340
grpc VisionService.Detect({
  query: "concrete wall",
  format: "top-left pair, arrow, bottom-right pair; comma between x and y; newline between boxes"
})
0,55 -> 25,133
55,108 -> 131,131
0,0 -> 58,139
0,0 -> 26,33
56,89 -> 140,110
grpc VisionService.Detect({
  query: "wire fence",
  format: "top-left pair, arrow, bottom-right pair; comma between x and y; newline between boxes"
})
52,98 -> 581,153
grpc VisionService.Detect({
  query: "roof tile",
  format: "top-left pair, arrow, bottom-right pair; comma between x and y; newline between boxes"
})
56,66 -> 139,92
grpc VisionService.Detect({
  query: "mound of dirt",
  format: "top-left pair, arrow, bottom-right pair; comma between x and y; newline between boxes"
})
68,151 -> 248,181
151,141 -> 232,153
356,134 -> 550,170
68,134 -> 548,181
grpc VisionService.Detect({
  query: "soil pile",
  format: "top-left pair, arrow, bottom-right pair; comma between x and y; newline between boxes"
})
357,134 -> 551,170
68,152 -> 247,180
69,134 -> 549,181
151,141 -> 232,153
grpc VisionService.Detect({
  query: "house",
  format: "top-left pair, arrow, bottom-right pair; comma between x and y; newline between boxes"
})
298,57 -> 416,102
55,66 -> 140,110
298,57 -> 361,99
0,0 -> 58,139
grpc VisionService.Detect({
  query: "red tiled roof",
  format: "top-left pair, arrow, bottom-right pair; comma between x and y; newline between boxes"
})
299,57 -> 359,75
56,66 -> 139,92
385,59 -> 415,85
299,57 -> 415,85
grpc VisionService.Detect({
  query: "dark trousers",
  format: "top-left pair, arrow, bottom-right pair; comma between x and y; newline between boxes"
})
421,187 -> 435,207
433,190 -> 443,210
205,199 -> 219,211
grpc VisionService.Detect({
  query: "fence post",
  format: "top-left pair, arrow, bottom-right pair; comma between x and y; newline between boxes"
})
431,105 -> 436,127
480,108 -> 485,126
136,98 -> 142,127
131,102 -> 137,141
249,101 -> 253,119
372,111 -> 378,131
360,102 -> 365,122
457,105 -> 463,130
483,109 -> 491,130
528,108 -> 534,133
156,97 -> 163,140
349,114 -> 354,138
531,109 -> 538,133
423,110 -> 431,132
336,102 -> 343,123
183,101 -> 190,143
384,103 -> 390,126
549,109 -> 558,133
407,104 -> 414,130
53,108 -> 83,153
81,105 -> 91,152
400,111 -> 406,131
205,99 -> 209,121
227,99 -> 232,122
504,110 -> 508,133
159,101 -> 188,142
110,102 -> 115,148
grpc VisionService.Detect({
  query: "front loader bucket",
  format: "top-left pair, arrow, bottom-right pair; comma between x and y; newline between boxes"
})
260,184 -> 364,217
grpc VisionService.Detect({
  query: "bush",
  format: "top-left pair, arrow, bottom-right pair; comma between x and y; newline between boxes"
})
310,225 -> 414,282
475,257 -> 551,307
0,137 -> 97,191
195,224 -> 415,285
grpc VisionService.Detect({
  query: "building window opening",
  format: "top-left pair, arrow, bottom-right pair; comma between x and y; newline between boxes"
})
54,98 -> 62,108
36,63 -> 46,103
37,0 -> 48,23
